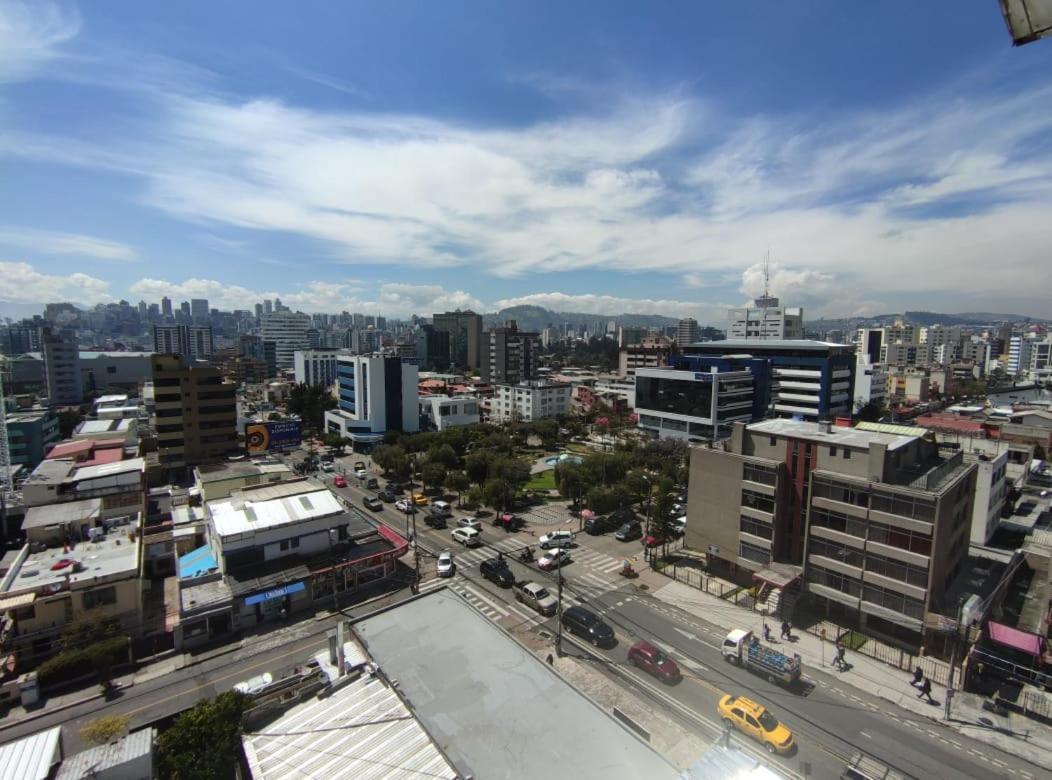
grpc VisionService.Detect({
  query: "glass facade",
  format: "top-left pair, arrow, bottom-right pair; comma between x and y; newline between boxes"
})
636,375 -> 713,419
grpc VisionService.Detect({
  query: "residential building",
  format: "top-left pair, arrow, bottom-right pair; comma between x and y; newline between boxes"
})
681,340 -> 855,421
966,450 -> 1009,546
261,310 -> 311,370
853,361 -> 888,413
153,324 -> 189,357
5,409 -> 60,469
676,318 -> 700,345
190,298 -> 210,323
41,327 -> 82,406
95,393 -> 140,420
188,326 -> 215,360
5,324 -> 41,354
884,319 -> 919,347
414,324 -> 451,371
193,459 -> 294,502
618,335 -> 675,378
855,328 -> 885,365
685,419 -> 975,649
217,355 -> 269,385
323,355 -> 420,445
0,353 -> 45,395
432,310 -> 482,370
727,296 -> 804,340
883,342 -> 931,368
73,417 -> 138,445
635,357 -> 760,442
161,296 -> 173,318
1028,336 -> 1052,384
151,354 -> 238,469
293,348 -> 341,388
919,325 -> 962,352
489,380 -> 571,423
1006,335 -> 1033,378
481,320 -> 539,384
617,325 -> 651,348
420,394 -> 480,431
22,456 -> 146,520
886,366 -> 931,404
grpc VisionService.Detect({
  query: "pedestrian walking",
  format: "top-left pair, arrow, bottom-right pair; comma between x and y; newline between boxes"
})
834,640 -> 846,670
763,624 -> 772,642
918,677 -> 933,702
780,621 -> 791,640
912,666 -> 924,687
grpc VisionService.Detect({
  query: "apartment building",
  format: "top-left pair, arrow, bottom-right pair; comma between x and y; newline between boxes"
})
151,355 -> 238,469
261,310 -> 311,371
966,450 -> 1009,546
323,355 -> 419,445
6,409 -> 60,469
293,348 -> 341,388
727,296 -> 804,341
489,380 -> 571,423
886,366 -> 931,404
432,310 -> 483,370
481,320 -> 539,384
676,318 -> 700,345
22,456 -> 146,522
40,327 -> 81,406
420,395 -> 480,431
853,361 -> 888,412
618,335 -> 675,378
686,419 -> 975,648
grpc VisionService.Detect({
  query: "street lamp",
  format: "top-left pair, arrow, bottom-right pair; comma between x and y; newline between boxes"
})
327,528 -> 341,614
945,596 -> 967,721
642,475 -> 653,562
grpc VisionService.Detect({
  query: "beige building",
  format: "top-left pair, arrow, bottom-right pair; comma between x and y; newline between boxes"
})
686,419 -> 975,649
193,459 -> 294,502
618,335 -> 675,378
151,355 -> 238,470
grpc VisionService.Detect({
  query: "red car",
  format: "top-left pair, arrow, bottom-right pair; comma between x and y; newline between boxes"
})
333,474 -> 347,488
628,640 -> 681,683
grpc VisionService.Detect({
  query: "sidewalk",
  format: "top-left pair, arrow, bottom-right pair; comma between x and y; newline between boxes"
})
650,577 -> 1052,772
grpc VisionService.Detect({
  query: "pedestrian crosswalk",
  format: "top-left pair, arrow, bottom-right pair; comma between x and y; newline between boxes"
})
437,537 -> 625,578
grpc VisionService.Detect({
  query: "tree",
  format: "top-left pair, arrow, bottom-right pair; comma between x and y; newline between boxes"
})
445,470 -> 471,506
650,490 -> 678,559
157,692 -> 248,780
554,462 -> 586,502
465,451 -> 495,488
323,433 -> 349,454
61,610 -> 121,652
373,445 -> 409,479
853,400 -> 885,423
420,462 -> 447,493
285,383 -> 337,433
426,443 -> 459,469
81,714 -> 130,746
58,408 -> 84,439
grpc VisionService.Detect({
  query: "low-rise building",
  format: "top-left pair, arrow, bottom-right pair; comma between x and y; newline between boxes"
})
22,457 -> 147,520
420,394 -> 480,431
94,394 -> 140,420
193,459 -> 294,502
966,450 -> 1009,546
5,409 -> 59,470
618,335 -> 675,378
488,380 -> 571,422
72,417 -> 138,445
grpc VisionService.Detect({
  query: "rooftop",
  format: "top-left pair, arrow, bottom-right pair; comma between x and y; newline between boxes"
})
74,418 -> 134,436
1,527 -> 140,597
0,725 -> 61,780
55,728 -> 154,780
210,488 -> 346,539
354,590 -> 679,780
96,394 -> 129,404
22,498 -> 102,531
687,338 -> 852,352
242,667 -> 457,780
71,457 -> 144,482
747,419 -> 919,452
195,459 -> 291,483
45,438 -> 127,463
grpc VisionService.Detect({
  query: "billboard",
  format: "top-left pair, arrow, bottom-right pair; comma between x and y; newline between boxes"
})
246,420 -> 303,454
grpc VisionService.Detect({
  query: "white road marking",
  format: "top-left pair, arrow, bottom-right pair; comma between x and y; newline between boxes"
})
860,731 -> 872,739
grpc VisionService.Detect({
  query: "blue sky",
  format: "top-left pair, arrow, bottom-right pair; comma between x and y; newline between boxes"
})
1,1 -> 1050,323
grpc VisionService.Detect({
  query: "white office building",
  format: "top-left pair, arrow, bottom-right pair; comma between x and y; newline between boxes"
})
853,362 -> 888,412
261,311 -> 310,371
967,450 -> 1008,545
635,366 -> 755,442
294,349 -> 341,388
489,381 -> 571,423
727,296 -> 803,341
420,394 -> 480,431
323,355 -> 419,444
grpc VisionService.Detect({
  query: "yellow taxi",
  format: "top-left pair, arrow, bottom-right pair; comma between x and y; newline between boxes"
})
410,492 -> 429,506
717,694 -> 795,754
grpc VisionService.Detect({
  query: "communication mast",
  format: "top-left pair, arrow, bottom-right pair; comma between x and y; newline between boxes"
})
0,361 -> 12,498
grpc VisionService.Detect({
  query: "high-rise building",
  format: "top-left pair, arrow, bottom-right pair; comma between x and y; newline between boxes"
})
263,299 -> 273,315
254,303 -> 263,320
414,325 -> 450,371
41,327 -> 82,406
6,324 -> 41,355
676,318 -> 700,345
154,324 -> 189,356
151,354 -> 238,469
481,320 -> 538,384
147,302 -> 160,320
323,355 -> 419,444
433,310 -> 483,371
188,326 -> 215,360
137,300 -> 148,317
727,295 -> 804,340
294,348 -> 341,388
179,301 -> 191,321
261,310 -> 310,370
161,296 -> 173,318
190,298 -> 210,323
1007,335 -> 1035,378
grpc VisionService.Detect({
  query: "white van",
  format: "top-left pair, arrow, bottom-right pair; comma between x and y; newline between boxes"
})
451,527 -> 481,547
430,500 -> 452,518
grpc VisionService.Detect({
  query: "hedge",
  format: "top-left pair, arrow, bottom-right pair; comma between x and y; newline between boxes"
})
37,636 -> 130,688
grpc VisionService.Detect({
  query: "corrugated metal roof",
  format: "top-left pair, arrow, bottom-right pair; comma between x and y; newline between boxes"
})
242,674 -> 457,780
56,727 -> 154,779
0,592 -> 36,611
0,725 -> 62,780
856,421 -> 930,438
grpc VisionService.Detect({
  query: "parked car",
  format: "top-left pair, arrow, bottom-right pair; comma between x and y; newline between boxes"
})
538,530 -> 576,549
614,521 -> 642,541
332,475 -> 347,488
480,557 -> 515,587
538,548 -> 571,571
320,462 -> 335,472
424,513 -> 448,529
363,496 -> 383,511
451,527 -> 481,547
456,516 -> 482,531
716,694 -> 795,755
377,489 -> 397,503
628,640 -> 681,683
354,468 -> 369,479
671,516 -> 687,537
353,461 -> 366,470
584,514 -> 620,535
430,500 -> 452,518
436,551 -> 455,578
411,492 -> 429,506
395,498 -> 418,514
561,606 -> 615,647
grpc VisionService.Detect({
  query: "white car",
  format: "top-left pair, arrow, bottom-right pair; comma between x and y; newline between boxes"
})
538,548 -> 571,570
320,462 -> 335,472
436,551 -> 455,578
672,515 -> 687,536
539,530 -> 576,549
354,468 -> 368,479
451,527 -> 481,547
456,516 -> 482,531
395,498 -> 418,514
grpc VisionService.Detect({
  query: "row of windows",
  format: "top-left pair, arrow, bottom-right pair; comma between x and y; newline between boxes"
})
810,564 -> 862,597
739,516 -> 773,540
741,489 -> 775,514
868,521 -> 932,556
83,585 -> 117,610
810,507 -> 868,537
743,463 -> 777,486
870,491 -> 936,522
810,537 -> 862,567
862,583 -> 924,620
865,552 -> 928,588
739,541 -> 771,565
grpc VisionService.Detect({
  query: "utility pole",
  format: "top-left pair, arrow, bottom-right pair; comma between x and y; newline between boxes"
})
945,597 -> 966,721
555,551 -> 564,657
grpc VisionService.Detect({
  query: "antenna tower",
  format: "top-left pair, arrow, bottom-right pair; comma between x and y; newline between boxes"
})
0,362 -> 11,498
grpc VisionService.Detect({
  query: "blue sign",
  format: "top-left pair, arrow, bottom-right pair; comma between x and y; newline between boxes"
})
246,419 -> 304,454
244,580 -> 306,606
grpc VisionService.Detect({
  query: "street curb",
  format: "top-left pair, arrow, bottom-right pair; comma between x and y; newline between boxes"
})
0,682 -> 135,734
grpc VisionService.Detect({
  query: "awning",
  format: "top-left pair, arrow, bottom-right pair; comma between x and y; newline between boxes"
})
179,545 -> 217,578
988,621 -> 1045,657
752,562 -> 803,589
244,580 -> 306,606
0,592 -> 36,611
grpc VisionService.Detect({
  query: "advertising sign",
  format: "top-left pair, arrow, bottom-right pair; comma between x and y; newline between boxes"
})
246,420 -> 303,454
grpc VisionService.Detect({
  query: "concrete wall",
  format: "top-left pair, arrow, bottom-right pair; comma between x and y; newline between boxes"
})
685,447 -> 745,566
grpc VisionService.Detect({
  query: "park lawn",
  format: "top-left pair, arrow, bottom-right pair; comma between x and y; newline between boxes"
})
525,470 -> 557,492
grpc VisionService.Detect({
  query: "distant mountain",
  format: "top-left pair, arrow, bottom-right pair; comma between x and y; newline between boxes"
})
806,310 -> 1050,334
483,305 -> 679,333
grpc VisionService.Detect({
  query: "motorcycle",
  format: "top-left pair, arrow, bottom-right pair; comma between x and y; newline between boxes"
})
519,547 -> 534,563
619,563 -> 638,579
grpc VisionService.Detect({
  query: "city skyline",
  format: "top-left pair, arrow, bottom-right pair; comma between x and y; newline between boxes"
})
1,2 -> 1051,322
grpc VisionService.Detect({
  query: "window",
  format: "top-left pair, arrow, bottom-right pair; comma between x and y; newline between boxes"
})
811,477 -> 868,507
862,584 -> 924,620
743,463 -> 777,486
829,447 -> 837,456
843,450 -> 851,459
739,541 -> 770,565
870,492 -> 935,522
82,586 -> 117,609
868,521 -> 932,556
106,366 -> 117,374
809,565 -> 862,597
740,516 -> 773,540
809,537 -> 863,567
865,552 -> 928,588
741,489 -> 775,514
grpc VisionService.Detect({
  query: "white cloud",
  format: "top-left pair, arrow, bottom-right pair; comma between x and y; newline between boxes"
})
0,1 -> 79,83
0,227 -> 136,261
0,260 -> 109,303
494,292 -> 728,322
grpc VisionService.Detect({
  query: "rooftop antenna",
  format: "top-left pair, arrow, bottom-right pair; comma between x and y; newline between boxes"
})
762,248 -> 772,301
